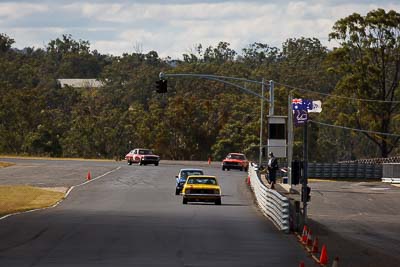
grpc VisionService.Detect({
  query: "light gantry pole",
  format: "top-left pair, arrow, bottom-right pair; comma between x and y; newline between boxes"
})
159,72 -> 274,167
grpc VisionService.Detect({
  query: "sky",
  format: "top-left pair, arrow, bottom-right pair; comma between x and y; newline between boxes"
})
1,0 -> 399,59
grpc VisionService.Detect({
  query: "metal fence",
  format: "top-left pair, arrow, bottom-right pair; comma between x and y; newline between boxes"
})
340,156 -> 400,165
248,164 -> 290,233
382,163 -> 400,178
382,163 -> 400,183
308,162 -> 382,179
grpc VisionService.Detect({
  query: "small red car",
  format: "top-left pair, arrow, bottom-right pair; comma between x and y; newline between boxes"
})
222,153 -> 249,171
125,148 -> 160,166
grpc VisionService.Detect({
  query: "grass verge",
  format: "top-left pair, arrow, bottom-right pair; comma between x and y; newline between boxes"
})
0,162 -> 15,168
0,185 -> 65,217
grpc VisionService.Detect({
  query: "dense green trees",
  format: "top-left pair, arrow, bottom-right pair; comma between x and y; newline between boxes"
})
0,33 -> 14,53
325,9 -> 400,158
0,9 -> 399,162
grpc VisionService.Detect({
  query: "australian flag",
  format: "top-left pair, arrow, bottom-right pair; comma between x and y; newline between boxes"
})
292,98 -> 312,110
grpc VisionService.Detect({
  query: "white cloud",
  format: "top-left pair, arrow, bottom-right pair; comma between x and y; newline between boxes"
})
7,27 -> 66,49
0,2 -> 48,20
2,1 -> 400,58
63,3 -> 124,21
63,2 -> 277,23
92,40 -> 132,55
118,29 -> 157,43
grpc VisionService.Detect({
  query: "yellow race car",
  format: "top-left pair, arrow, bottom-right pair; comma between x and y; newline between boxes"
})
182,175 -> 222,205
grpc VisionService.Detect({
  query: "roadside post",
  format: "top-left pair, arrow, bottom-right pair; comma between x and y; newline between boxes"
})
259,79 -> 265,167
302,120 -> 308,223
290,98 -> 322,225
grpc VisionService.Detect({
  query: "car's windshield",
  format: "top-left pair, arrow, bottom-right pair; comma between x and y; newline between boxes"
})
181,170 -> 203,179
139,149 -> 152,155
228,154 -> 246,160
187,177 -> 217,185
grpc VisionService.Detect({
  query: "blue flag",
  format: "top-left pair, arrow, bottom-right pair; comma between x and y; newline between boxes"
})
292,98 -> 312,110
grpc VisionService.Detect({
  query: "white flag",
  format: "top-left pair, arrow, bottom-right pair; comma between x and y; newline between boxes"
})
308,100 -> 322,113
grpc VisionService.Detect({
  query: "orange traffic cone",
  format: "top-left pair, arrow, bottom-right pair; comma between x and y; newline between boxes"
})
312,237 -> 319,253
331,256 -> 339,267
299,261 -> 305,267
208,157 -> 211,165
87,171 -> 91,180
306,230 -> 313,246
319,244 -> 328,266
301,225 -> 308,243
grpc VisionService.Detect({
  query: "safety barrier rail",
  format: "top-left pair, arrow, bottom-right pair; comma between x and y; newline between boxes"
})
248,163 -> 290,233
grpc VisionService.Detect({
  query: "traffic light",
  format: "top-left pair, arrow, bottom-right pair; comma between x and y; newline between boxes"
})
302,186 -> 311,202
155,79 -> 167,93
291,160 -> 303,185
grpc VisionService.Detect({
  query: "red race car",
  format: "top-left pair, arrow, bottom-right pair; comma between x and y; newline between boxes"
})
221,153 -> 249,171
125,148 -> 160,166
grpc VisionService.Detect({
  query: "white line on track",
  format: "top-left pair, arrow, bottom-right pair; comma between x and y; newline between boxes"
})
0,166 -> 121,221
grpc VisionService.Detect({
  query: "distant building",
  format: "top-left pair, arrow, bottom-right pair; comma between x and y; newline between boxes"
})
57,79 -> 103,88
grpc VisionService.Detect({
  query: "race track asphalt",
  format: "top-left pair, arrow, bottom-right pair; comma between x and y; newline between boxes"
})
0,158 -> 313,266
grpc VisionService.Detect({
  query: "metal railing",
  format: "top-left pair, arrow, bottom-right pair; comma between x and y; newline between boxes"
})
248,163 -> 290,233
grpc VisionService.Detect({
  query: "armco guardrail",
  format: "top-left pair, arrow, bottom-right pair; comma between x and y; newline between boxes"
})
308,162 -> 382,179
248,163 -> 289,233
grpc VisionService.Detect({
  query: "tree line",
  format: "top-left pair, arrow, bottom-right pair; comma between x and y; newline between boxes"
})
0,8 -> 399,162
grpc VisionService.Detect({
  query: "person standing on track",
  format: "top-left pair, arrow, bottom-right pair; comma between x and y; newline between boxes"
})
267,152 -> 278,189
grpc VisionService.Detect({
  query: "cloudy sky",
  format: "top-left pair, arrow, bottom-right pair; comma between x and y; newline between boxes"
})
1,0 -> 399,58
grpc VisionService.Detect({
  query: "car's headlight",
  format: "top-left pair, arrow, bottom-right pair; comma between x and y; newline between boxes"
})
214,189 -> 220,194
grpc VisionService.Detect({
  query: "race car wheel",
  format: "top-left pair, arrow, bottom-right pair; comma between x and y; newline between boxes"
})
240,167 -> 244,171
139,160 -> 143,166
215,198 -> 221,205
128,160 -> 132,165
155,162 -> 159,166
182,198 -> 188,204
222,166 -> 225,171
